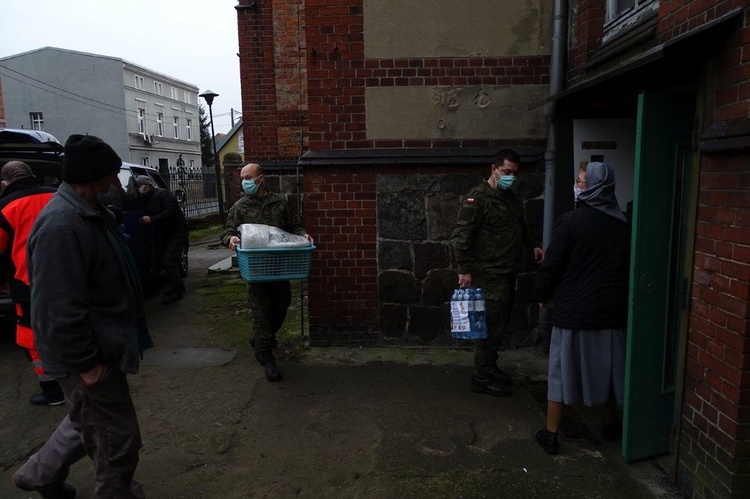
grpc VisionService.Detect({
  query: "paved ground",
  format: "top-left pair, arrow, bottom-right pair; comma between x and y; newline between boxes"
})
0,236 -> 684,498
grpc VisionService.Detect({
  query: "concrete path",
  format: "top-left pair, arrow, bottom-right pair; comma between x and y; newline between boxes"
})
0,235 -> 682,498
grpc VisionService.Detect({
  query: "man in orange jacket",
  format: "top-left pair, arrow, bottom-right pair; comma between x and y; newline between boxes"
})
0,161 -> 62,406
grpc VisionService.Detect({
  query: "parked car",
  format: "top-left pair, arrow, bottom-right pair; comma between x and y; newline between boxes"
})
0,130 -> 187,321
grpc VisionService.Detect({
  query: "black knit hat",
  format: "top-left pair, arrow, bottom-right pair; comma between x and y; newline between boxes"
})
63,134 -> 122,183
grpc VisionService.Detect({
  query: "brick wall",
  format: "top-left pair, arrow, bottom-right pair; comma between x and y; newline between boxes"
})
682,152 -> 750,498
568,0 -> 606,79
237,0 -> 308,162
304,168 -> 380,343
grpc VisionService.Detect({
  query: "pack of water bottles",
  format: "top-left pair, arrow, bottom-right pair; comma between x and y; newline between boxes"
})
450,287 -> 487,339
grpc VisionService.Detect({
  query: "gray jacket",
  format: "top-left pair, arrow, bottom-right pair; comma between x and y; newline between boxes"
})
28,182 -> 151,376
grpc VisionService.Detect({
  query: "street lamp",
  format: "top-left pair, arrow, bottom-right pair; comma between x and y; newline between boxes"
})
199,89 -> 225,225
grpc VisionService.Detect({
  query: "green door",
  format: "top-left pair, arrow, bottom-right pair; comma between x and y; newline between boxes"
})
623,92 -> 694,462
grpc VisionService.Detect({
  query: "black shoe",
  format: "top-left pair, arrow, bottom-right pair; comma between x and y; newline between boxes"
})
535,428 -> 559,455
162,292 -> 184,305
41,483 -> 77,499
470,376 -> 512,397
491,366 -> 513,385
29,391 -> 65,407
13,475 -> 76,499
264,359 -> 283,382
601,419 -> 622,441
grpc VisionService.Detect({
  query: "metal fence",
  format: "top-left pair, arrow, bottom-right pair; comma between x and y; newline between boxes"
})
164,165 -> 227,219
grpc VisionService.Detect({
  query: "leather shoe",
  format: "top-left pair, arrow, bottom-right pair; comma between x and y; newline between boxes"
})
13,475 -> 76,499
264,359 -> 283,382
491,366 -> 513,385
29,391 -> 65,407
41,483 -> 77,499
601,418 -> 622,441
535,428 -> 559,455
470,375 -> 512,397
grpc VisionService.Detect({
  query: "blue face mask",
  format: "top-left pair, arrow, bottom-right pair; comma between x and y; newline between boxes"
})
496,175 -> 515,190
242,179 -> 259,195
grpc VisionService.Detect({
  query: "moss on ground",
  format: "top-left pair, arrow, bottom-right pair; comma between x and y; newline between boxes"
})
191,273 -> 309,354
189,224 -> 223,243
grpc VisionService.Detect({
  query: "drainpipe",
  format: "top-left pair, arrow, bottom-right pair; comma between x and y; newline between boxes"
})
538,0 -> 568,345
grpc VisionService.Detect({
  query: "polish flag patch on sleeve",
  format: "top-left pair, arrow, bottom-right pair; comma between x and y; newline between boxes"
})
466,198 -> 474,204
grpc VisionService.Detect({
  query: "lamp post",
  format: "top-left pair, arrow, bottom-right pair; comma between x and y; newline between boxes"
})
199,89 -> 225,224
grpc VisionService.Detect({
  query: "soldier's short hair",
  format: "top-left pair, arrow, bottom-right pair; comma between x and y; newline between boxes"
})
493,149 -> 521,166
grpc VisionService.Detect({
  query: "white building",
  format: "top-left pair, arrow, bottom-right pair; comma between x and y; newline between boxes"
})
0,46 -> 202,177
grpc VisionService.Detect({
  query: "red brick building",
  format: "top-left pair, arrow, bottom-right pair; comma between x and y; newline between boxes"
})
236,0 -> 551,346
236,1 -> 750,495
549,0 -> 750,496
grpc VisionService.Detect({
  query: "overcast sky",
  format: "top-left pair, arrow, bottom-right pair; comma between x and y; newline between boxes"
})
0,0 -> 242,134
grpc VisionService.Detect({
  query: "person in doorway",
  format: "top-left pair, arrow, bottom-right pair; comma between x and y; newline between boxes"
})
221,163 -> 313,382
0,161 -> 62,406
12,134 -> 153,498
451,149 -> 544,397
134,174 -> 188,304
533,162 -> 630,455
574,161 -> 588,207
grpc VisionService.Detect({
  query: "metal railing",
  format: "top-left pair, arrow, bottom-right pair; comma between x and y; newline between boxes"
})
164,165 -> 228,220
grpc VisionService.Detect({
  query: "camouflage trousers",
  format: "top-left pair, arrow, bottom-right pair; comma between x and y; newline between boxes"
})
247,281 -> 292,358
473,275 -> 515,376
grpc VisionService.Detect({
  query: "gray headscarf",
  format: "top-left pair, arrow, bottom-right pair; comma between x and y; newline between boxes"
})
577,162 -> 627,223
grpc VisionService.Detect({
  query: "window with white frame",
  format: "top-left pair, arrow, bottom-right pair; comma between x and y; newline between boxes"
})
183,91 -> 191,104
171,87 -> 179,100
186,119 -> 192,140
29,112 -> 44,130
134,75 -> 145,90
173,117 -> 179,139
157,112 -> 164,136
189,159 -> 195,169
604,0 -> 659,41
142,157 -> 149,166
138,108 -> 146,134
154,81 -> 163,96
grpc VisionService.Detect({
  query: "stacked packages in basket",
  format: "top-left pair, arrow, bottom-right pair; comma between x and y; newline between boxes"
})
236,224 -> 315,282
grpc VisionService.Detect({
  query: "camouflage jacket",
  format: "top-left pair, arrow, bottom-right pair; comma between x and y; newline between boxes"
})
451,181 -> 537,284
220,190 -> 306,246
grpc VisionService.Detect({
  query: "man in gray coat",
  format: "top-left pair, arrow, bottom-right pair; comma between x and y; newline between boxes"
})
12,134 -> 153,499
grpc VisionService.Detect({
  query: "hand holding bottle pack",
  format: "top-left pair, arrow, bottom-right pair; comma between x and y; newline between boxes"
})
450,287 -> 487,339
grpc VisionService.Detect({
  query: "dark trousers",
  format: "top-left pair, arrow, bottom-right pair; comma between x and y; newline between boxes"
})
159,230 -> 187,295
248,280 -> 292,353
473,275 -> 515,376
13,366 -> 145,498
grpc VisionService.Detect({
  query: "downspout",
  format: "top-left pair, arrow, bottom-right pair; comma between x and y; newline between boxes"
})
538,0 -> 568,344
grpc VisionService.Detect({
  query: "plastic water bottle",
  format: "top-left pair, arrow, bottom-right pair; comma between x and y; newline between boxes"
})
450,289 -> 460,337
458,288 -> 469,339
466,288 -> 476,338
474,288 -> 487,339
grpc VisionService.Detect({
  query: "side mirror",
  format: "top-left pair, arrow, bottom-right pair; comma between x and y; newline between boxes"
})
174,189 -> 186,204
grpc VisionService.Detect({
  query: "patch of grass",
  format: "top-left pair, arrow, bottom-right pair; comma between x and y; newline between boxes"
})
189,224 -> 223,243
192,274 -> 309,352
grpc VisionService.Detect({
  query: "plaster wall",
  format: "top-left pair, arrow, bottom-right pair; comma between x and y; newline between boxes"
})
366,85 -> 548,140
363,0 -> 551,58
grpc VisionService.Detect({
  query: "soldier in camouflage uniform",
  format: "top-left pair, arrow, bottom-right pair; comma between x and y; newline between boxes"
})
451,149 -> 544,397
221,163 -> 312,382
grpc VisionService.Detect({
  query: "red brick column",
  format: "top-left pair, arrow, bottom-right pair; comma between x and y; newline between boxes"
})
237,0 -> 279,161
304,167 -> 379,344
682,151 -> 750,496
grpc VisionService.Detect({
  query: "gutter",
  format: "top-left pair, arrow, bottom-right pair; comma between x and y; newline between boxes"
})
538,0 -> 568,343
